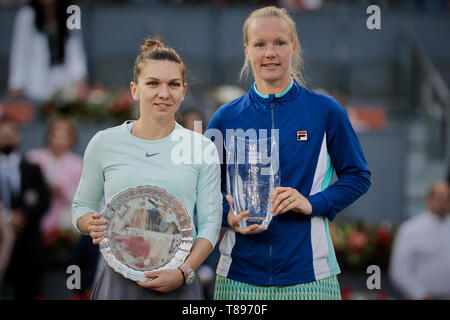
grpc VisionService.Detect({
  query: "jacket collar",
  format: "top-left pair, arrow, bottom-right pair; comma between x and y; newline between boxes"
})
249,78 -> 302,109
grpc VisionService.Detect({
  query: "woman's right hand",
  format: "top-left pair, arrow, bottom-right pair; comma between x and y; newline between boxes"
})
87,212 -> 107,244
226,195 -> 267,235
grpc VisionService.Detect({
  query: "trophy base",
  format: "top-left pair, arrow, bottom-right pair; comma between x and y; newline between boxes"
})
245,216 -> 265,222
239,215 -> 272,229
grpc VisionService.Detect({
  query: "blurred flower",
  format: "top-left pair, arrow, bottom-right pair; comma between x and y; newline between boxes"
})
87,85 -> 107,106
110,88 -> 134,115
347,230 -> 368,252
40,84 -> 134,123
41,228 -> 80,269
331,220 -> 396,271
375,224 -> 392,246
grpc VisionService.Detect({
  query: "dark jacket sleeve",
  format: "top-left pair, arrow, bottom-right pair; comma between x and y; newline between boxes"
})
19,160 -> 50,230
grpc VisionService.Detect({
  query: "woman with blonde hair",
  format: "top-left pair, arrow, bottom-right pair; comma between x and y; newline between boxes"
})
72,38 -> 222,299
207,6 -> 371,300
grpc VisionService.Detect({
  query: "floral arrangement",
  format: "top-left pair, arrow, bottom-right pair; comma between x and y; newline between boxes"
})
41,84 -> 135,123
329,220 -> 395,271
41,228 -> 80,269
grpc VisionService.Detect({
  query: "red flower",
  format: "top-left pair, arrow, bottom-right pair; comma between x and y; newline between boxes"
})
375,226 -> 392,246
347,230 -> 368,252
110,89 -> 134,114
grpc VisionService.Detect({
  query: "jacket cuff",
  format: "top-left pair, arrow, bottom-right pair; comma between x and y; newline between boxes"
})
307,193 -> 335,221
72,210 -> 90,235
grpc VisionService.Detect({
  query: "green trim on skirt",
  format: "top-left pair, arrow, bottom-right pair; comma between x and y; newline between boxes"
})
214,274 -> 342,300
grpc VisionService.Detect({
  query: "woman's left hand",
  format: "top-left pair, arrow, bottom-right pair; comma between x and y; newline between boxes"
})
136,269 -> 184,293
270,187 -> 312,216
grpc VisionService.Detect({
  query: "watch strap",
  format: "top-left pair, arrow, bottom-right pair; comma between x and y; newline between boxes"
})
177,267 -> 186,283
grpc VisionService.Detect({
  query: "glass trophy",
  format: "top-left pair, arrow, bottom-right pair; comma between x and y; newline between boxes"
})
226,135 -> 280,229
99,185 -> 193,282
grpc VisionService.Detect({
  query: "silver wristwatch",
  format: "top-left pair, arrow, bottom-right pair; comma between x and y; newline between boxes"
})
182,263 -> 196,285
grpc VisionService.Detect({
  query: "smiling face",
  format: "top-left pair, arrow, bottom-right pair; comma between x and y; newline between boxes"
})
244,16 -> 296,90
130,60 -> 187,121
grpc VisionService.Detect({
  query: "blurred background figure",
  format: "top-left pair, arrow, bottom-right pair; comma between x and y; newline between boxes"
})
7,0 -> 87,102
0,205 -> 16,289
0,116 -> 50,299
178,107 -> 205,134
389,180 -> 450,300
281,0 -> 323,11
27,115 -> 99,299
27,116 -> 81,246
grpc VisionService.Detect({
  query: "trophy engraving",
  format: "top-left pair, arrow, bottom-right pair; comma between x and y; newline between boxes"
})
226,135 -> 280,229
100,185 -> 193,282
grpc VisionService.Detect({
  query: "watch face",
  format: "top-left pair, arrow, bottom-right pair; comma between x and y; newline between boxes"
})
99,185 -> 193,282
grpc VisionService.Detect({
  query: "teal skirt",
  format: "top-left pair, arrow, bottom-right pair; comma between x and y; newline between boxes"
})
214,274 -> 342,300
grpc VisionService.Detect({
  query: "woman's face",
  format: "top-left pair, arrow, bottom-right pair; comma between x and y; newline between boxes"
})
244,17 -> 296,87
131,60 -> 187,121
48,121 -> 73,153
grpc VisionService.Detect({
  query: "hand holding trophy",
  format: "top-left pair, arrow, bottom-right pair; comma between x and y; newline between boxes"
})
226,135 -> 280,233
226,194 -> 267,235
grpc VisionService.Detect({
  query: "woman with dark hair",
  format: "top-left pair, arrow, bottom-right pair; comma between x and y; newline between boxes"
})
27,116 -> 82,245
8,0 -> 87,101
72,38 -> 222,299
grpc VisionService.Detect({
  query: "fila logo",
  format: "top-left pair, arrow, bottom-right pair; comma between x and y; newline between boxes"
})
297,131 -> 308,142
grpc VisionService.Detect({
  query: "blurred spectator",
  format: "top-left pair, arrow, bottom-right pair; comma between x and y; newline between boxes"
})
27,116 -> 99,299
0,0 -> 28,6
447,162 -> 450,183
27,116 -> 82,246
0,205 -> 15,286
281,0 -> 323,11
389,180 -> 450,300
0,116 -> 50,299
8,0 -> 87,102
178,108 -> 205,134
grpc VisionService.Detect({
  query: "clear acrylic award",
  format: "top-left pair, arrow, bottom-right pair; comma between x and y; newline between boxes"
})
226,135 -> 280,229
99,185 -> 193,282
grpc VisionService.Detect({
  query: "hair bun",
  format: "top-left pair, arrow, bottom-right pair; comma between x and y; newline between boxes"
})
141,39 -> 164,53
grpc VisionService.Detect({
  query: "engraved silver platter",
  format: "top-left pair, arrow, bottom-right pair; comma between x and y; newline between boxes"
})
99,185 -> 193,282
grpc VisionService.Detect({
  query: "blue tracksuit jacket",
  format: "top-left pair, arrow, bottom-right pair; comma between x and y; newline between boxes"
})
206,79 -> 371,285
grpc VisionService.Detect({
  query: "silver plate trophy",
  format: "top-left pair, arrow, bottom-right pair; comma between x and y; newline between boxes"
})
226,135 -> 280,229
99,185 -> 193,282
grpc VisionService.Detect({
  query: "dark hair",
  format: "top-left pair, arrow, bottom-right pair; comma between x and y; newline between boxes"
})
30,0 -> 69,65
0,115 -> 20,127
132,38 -> 186,83
45,115 -> 78,149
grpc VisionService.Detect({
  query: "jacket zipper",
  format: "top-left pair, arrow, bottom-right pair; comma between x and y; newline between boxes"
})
269,98 -> 275,284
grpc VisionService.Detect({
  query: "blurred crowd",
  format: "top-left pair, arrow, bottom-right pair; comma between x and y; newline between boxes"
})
0,0 -> 449,300
1,0 -> 450,12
